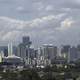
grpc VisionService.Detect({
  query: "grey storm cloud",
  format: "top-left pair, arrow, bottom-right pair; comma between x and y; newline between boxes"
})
0,0 -> 79,47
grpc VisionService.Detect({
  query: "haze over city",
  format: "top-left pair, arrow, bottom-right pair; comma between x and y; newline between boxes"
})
0,0 -> 80,80
0,0 -> 79,48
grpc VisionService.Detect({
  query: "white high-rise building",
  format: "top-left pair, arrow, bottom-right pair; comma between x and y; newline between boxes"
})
8,43 -> 13,56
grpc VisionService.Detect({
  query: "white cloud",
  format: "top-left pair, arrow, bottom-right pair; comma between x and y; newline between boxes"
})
29,15 -> 57,27
0,12 -> 79,47
56,18 -> 74,30
61,18 -> 74,28
2,31 -> 20,41
0,0 -> 80,47
0,14 -> 63,43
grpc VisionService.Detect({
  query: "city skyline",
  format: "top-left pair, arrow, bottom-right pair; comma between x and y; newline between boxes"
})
0,0 -> 80,80
0,36 -> 80,70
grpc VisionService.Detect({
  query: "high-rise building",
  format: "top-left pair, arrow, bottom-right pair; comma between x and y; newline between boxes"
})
17,43 -> 26,59
13,46 -> 18,56
37,44 -> 57,66
8,43 -> 13,56
77,45 -> 80,59
0,46 -> 8,57
0,54 -> 2,62
70,46 -> 78,62
17,36 -> 32,65
61,45 -> 70,63
42,44 -> 57,60
22,36 -> 32,46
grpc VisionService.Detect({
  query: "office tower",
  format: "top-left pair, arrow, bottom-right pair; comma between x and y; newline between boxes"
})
70,46 -> 78,62
0,51 -> 4,62
37,47 -> 45,67
42,44 -> 57,60
77,45 -> 80,59
61,45 -> 70,63
1,51 -> 4,58
37,47 -> 44,58
8,43 -> 13,56
18,36 -> 32,65
37,44 -> 57,66
13,46 -> 18,56
4,48 -> 8,57
32,50 -> 38,66
0,46 -> 8,57
29,48 -> 35,59
18,43 -> 26,59
33,50 -> 38,58
22,36 -> 32,61
23,36 -> 29,44
28,48 -> 36,65
22,36 -> 32,46
0,54 -> 2,62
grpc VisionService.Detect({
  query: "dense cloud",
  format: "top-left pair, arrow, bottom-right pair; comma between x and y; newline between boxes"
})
0,0 -> 79,48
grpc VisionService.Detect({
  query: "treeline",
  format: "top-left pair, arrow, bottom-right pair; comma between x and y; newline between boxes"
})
0,64 -> 80,80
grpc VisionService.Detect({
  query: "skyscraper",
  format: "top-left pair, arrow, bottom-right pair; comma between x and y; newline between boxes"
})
0,46 -> 8,57
17,43 -> 26,59
22,36 -> 32,46
37,44 -> 57,66
61,45 -> 70,63
42,44 -> 57,60
8,43 -> 13,56
77,45 -> 80,59
18,36 -> 32,65
70,46 -> 78,62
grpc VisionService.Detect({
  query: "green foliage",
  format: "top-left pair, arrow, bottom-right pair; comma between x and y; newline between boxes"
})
42,71 -> 56,80
0,64 -> 79,80
19,69 -> 41,80
0,68 -> 41,80
1,71 -> 18,80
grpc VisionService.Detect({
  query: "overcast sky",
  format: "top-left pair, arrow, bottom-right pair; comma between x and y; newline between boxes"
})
0,0 -> 80,48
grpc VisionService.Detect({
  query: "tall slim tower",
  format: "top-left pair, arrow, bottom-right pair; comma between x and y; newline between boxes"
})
8,43 -> 13,56
18,36 -> 32,65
